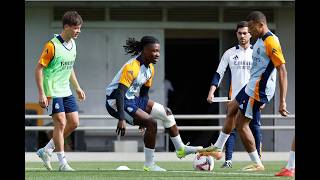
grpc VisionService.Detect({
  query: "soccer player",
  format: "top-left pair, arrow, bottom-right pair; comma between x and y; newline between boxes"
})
207,21 -> 262,168
275,137 -> 295,177
35,11 -> 86,171
199,11 -> 289,172
105,36 -> 202,171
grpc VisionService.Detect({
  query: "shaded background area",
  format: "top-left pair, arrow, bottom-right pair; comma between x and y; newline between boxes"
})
165,38 -> 220,149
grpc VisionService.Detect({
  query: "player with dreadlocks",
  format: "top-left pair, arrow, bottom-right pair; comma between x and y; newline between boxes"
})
105,36 -> 202,171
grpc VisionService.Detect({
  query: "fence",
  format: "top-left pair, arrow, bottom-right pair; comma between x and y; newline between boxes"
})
25,114 -> 294,151
25,114 -> 295,131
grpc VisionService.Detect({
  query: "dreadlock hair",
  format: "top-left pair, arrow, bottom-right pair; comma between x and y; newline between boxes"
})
123,36 -> 159,56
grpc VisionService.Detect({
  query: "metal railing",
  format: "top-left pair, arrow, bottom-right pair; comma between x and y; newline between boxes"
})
25,114 -> 295,131
25,114 -> 294,152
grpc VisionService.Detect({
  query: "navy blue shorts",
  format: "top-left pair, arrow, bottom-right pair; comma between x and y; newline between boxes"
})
235,86 -> 264,122
106,92 -> 149,125
50,95 -> 78,115
124,96 -> 149,116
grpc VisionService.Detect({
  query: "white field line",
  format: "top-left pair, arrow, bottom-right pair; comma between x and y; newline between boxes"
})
25,167 -> 274,176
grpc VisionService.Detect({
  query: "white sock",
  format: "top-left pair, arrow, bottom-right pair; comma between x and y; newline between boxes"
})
144,147 -> 155,167
170,135 -> 185,150
56,151 -> 67,166
285,151 -> 295,169
248,150 -> 263,166
44,139 -> 55,154
213,131 -> 230,149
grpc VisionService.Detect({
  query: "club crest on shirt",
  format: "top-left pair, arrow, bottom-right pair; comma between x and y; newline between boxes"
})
55,103 -> 60,109
127,107 -> 133,112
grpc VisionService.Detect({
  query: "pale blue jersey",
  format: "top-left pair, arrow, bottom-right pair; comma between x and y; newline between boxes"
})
106,56 -> 154,99
245,31 -> 285,103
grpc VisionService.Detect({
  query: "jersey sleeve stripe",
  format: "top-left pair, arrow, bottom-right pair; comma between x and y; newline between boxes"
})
264,36 -> 286,67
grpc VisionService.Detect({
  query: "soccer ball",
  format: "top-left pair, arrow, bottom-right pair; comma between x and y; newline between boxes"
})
192,154 -> 214,171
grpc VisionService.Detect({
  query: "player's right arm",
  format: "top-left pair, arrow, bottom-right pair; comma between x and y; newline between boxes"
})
115,64 -> 136,136
115,83 -> 128,136
35,41 -> 54,108
207,51 -> 229,103
35,64 -> 47,108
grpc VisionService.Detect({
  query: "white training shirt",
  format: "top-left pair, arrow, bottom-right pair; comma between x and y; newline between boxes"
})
214,45 -> 253,100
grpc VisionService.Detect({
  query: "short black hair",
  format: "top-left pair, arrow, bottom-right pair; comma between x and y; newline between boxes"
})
62,11 -> 83,28
123,36 -> 159,56
246,11 -> 267,24
236,21 -> 248,31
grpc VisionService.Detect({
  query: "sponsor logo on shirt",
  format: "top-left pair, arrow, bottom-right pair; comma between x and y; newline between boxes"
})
233,55 -> 239,60
60,60 -> 75,69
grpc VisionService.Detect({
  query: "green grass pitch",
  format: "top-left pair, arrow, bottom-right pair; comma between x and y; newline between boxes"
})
26,161 -> 294,180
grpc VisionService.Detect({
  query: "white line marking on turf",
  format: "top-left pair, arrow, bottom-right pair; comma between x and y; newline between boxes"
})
215,172 -> 273,176
25,167 -> 48,170
26,168 -> 273,176
167,170 -> 273,176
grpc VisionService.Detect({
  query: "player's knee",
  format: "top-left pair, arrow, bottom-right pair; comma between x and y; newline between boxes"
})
235,122 -> 248,133
55,120 -> 67,129
69,121 -> 79,130
151,102 -> 176,128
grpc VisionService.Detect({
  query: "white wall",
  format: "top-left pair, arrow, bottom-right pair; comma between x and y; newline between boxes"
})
25,8 -> 165,128
25,7 -> 52,103
274,8 -> 295,151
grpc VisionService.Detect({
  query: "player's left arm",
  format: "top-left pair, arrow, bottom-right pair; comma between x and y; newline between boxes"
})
142,67 -> 153,103
70,69 -> 86,102
265,37 -> 289,116
276,64 -> 289,116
